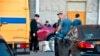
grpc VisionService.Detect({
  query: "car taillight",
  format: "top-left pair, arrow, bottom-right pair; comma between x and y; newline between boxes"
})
17,43 -> 29,48
77,41 -> 94,49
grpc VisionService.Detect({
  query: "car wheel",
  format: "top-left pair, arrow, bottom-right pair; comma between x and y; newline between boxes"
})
47,34 -> 55,41
47,34 -> 55,51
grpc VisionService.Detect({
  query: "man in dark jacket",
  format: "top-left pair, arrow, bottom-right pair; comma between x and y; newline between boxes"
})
30,14 -> 39,52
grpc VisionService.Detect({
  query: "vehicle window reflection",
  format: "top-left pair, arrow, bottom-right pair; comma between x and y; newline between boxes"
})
0,42 -> 11,56
82,29 -> 100,39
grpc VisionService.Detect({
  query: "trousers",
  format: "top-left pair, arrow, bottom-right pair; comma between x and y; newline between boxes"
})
55,37 -> 71,56
30,33 -> 39,51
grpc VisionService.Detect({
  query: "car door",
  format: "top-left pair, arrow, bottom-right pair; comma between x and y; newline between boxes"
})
37,23 -> 48,41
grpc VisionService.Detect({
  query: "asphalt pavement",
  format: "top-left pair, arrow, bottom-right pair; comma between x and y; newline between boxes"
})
17,41 -> 55,56
17,52 -> 54,56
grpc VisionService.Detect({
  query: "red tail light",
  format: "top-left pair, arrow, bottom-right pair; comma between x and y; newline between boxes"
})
17,43 -> 29,48
77,41 -> 94,49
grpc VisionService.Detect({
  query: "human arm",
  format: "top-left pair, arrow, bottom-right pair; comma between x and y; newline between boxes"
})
56,25 -> 62,34
55,20 -> 63,34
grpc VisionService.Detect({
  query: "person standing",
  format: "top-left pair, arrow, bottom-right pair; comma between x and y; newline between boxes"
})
30,14 -> 39,52
54,13 -> 61,56
55,13 -> 72,56
53,17 -> 61,29
72,14 -> 82,26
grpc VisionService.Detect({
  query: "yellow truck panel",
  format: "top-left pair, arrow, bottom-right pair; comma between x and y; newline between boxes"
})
0,0 -> 30,53
0,0 -> 26,17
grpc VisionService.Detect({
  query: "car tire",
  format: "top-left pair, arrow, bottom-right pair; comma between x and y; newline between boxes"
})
46,34 -> 55,41
46,34 -> 55,51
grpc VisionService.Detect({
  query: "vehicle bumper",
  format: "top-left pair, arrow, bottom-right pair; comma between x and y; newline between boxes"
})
81,54 -> 100,56
80,52 -> 100,56
14,43 -> 30,55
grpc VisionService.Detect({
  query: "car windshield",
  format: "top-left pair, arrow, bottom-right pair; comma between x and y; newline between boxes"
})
37,23 -> 44,29
0,42 -> 11,56
81,29 -> 100,39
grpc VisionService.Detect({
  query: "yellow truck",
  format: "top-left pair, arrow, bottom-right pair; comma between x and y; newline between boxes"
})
0,0 -> 30,54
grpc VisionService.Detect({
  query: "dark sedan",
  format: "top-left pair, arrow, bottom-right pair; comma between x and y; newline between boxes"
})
66,25 -> 100,56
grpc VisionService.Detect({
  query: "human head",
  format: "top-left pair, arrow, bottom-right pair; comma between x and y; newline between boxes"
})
34,14 -> 40,20
57,13 -> 64,19
45,21 -> 49,24
75,14 -> 80,18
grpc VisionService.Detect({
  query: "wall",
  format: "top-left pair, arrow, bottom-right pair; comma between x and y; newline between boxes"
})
30,0 -> 98,24
99,0 -> 100,24
39,0 -> 66,24
29,0 -> 35,19
86,0 -> 98,25
67,0 -> 98,24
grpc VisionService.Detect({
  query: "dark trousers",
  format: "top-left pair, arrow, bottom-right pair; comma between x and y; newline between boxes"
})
55,38 -> 71,56
30,33 -> 39,51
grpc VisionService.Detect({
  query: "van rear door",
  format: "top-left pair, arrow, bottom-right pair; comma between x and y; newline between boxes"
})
0,0 -> 29,43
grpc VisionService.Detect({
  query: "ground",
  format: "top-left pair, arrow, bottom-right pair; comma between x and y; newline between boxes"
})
17,52 -> 54,56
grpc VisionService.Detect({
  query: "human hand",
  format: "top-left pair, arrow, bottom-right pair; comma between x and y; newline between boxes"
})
55,31 -> 59,34
33,33 -> 36,36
